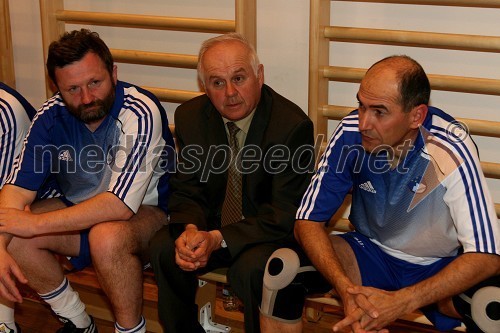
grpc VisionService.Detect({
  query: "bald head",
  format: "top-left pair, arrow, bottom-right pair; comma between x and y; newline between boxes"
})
197,33 -> 260,86
364,55 -> 431,113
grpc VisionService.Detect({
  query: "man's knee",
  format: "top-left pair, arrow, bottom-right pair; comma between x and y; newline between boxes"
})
453,275 -> 500,333
89,222 -> 131,255
260,248 -> 315,323
136,205 -> 168,231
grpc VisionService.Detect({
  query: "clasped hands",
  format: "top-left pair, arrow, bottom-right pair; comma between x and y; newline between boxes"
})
174,224 -> 221,271
334,286 -> 410,333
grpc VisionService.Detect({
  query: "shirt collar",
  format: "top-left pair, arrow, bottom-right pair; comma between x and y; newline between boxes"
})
222,109 -> 256,137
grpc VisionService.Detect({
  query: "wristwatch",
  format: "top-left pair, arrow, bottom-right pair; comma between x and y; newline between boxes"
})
221,239 -> 228,248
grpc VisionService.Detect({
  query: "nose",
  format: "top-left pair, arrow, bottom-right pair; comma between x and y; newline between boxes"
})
358,111 -> 372,132
225,82 -> 237,97
80,87 -> 94,105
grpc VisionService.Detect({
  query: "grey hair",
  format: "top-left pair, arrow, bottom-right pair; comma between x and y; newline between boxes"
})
197,32 -> 260,86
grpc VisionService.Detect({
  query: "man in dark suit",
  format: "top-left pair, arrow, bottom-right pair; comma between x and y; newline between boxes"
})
149,33 -> 314,333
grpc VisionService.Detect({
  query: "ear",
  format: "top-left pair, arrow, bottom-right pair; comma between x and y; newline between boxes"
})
410,104 -> 428,129
257,64 -> 264,86
112,64 -> 118,85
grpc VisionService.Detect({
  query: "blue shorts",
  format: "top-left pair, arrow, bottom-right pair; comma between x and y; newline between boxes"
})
69,229 -> 91,271
58,197 -> 92,271
339,231 -> 462,331
268,232 -> 466,330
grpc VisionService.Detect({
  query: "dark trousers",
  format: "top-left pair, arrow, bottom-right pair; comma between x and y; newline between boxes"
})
149,226 -> 281,333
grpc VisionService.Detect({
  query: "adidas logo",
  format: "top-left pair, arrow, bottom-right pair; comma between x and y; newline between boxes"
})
359,180 -> 376,193
58,150 -> 73,162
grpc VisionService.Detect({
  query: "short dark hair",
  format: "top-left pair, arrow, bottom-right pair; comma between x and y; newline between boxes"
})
46,29 -> 114,86
368,55 -> 431,112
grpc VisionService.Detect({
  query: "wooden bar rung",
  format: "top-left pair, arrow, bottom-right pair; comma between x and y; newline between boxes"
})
56,10 -> 235,33
333,0 -> 500,8
142,86 -> 203,104
325,26 -> 500,53
482,161 -> 500,179
459,118 -> 500,138
322,66 -> 500,96
111,49 -> 198,68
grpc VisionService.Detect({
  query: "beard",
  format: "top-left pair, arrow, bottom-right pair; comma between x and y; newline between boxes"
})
66,84 -> 116,124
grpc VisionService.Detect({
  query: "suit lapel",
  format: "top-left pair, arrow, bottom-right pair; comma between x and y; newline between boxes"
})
241,86 -> 272,213
204,102 -> 228,146
245,85 -> 271,147
204,103 -> 230,188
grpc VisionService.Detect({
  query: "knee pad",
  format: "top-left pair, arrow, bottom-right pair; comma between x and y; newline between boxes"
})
260,248 -> 316,322
470,286 -> 500,333
454,276 -> 500,333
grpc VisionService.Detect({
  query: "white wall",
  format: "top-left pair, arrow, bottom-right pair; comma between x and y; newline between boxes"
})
8,0 -> 310,121
8,0 -> 499,201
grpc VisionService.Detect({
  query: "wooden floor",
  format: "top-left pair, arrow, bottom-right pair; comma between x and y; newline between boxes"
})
15,299 -> 115,333
15,297 -> 457,333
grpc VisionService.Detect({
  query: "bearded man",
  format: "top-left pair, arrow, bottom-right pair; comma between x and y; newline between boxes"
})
0,29 -> 174,333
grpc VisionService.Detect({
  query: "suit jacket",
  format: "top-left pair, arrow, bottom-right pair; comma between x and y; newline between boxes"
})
168,84 -> 314,257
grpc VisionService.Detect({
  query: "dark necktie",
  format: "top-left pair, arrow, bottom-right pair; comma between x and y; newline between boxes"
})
221,122 -> 242,227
